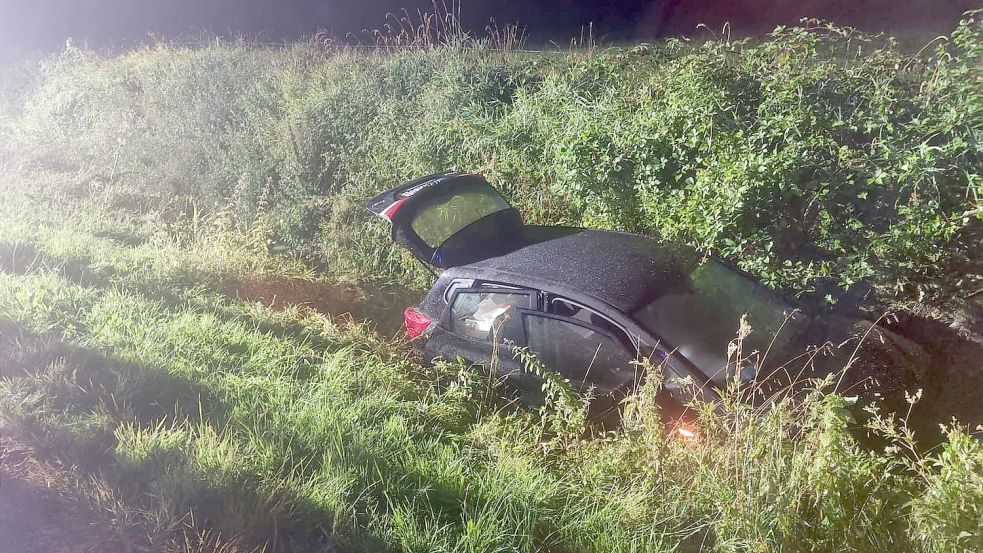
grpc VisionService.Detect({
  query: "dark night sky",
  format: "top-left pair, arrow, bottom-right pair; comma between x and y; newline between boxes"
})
1,0 -> 980,61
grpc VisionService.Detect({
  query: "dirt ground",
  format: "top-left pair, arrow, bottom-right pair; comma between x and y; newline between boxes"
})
221,274 -> 421,338
0,424 -> 150,553
887,302 -> 983,441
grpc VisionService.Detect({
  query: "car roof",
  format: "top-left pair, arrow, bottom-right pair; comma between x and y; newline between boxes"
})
448,226 -> 705,313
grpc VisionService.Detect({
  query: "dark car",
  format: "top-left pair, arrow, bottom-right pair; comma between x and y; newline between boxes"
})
367,172 -> 926,413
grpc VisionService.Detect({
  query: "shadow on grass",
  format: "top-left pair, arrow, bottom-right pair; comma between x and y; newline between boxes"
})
0,320 -> 383,551
0,321 -> 228,464
0,241 -> 110,287
91,228 -> 148,247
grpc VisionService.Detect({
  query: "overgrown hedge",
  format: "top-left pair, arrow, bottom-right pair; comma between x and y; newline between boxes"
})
3,14 -> 981,302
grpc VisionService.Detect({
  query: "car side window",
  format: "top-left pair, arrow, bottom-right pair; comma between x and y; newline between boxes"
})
548,297 -> 634,349
443,278 -> 474,303
449,290 -> 528,342
523,313 -> 635,384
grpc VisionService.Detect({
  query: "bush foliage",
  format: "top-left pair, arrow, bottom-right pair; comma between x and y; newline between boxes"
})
3,15 -> 981,301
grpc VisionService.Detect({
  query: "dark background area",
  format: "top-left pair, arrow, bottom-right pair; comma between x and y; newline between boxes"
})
0,0 -> 980,61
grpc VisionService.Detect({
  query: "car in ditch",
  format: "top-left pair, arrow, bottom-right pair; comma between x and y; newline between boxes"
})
366,171 -> 926,419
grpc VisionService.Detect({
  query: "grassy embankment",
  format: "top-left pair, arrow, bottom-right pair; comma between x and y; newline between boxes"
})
0,11 -> 981,553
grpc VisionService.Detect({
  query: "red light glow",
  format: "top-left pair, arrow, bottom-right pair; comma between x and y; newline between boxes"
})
403,307 -> 431,339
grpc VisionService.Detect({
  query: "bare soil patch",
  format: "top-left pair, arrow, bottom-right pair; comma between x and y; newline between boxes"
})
220,274 -> 420,338
887,304 -> 983,441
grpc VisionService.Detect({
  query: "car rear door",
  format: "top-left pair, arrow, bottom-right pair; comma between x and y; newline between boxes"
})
366,172 -> 524,269
425,284 -> 537,380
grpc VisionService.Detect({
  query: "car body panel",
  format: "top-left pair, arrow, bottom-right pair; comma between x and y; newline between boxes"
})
417,269 -> 714,399
445,227 -> 814,386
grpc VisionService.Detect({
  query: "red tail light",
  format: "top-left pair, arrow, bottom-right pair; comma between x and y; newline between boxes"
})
381,198 -> 408,221
403,307 -> 432,339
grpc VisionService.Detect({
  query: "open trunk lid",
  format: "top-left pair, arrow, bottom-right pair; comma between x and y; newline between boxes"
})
366,172 -> 524,269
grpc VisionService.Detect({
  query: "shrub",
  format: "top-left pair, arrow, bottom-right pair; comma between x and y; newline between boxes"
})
5,15 -> 982,301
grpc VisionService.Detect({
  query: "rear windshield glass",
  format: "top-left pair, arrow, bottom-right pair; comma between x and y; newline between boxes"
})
410,187 -> 510,247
